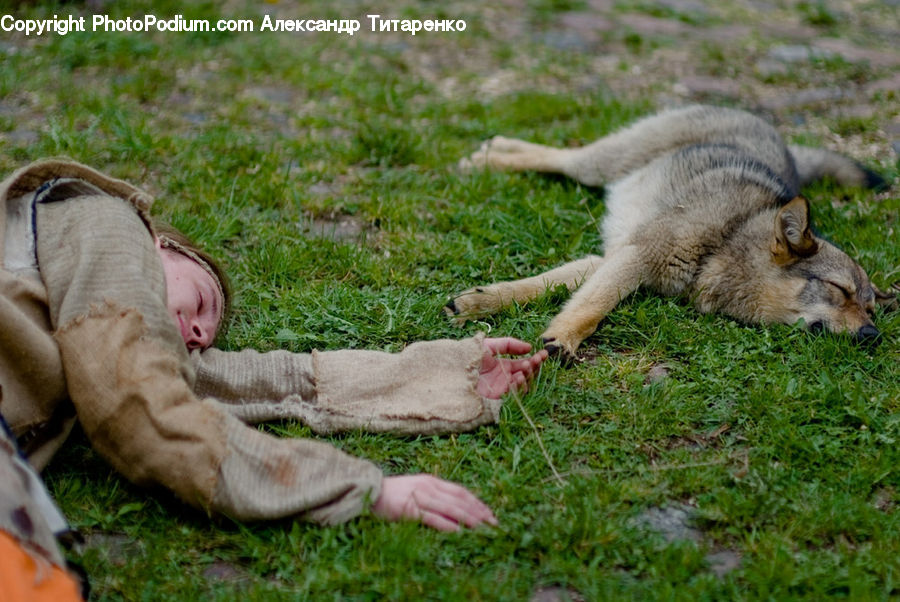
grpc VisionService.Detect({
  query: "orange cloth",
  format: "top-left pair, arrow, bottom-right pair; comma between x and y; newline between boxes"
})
0,530 -> 82,602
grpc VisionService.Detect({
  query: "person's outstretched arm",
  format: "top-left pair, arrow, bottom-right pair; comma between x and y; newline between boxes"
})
36,194 -> 381,525
192,335 -> 546,435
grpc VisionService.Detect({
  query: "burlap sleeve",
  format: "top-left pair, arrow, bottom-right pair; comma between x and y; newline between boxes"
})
192,333 -> 501,435
35,195 -> 382,524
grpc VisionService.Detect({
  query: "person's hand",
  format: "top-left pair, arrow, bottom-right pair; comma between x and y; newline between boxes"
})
477,337 -> 548,399
372,475 -> 498,531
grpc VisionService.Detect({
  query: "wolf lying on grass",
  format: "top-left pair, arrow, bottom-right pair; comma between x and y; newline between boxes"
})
446,105 -> 894,361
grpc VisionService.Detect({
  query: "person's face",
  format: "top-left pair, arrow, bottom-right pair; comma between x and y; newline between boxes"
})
156,245 -> 224,351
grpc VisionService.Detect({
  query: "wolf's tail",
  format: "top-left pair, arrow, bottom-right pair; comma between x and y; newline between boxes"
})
788,145 -> 887,190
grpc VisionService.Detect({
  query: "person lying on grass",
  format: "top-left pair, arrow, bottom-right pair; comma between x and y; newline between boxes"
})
0,158 -> 548,578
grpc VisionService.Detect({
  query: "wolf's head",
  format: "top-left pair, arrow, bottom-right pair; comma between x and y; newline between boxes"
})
763,197 -> 894,343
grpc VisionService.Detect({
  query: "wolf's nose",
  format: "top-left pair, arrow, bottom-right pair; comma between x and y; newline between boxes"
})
855,324 -> 881,345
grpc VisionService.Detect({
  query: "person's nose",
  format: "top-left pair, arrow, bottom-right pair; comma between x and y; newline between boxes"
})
187,319 -> 208,350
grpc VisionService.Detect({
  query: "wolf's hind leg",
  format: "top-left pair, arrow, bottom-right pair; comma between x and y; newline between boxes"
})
541,245 -> 643,361
445,255 -> 603,325
460,136 -> 583,179
463,105 -> 775,187
484,136 -> 561,154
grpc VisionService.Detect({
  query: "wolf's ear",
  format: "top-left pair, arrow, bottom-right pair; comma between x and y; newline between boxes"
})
772,196 -> 818,265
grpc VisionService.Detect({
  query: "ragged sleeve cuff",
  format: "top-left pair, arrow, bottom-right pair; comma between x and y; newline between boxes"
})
310,332 -> 501,435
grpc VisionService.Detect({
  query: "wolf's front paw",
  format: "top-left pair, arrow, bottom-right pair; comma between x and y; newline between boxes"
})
444,286 -> 505,325
540,335 -> 579,366
541,319 -> 592,365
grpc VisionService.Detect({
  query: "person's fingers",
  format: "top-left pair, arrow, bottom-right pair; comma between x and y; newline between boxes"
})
431,479 -> 497,515
376,475 -> 499,531
479,344 -> 547,399
420,511 -> 462,532
428,481 -> 493,515
424,480 -> 498,527
420,499 -> 484,528
484,337 -> 532,356
490,347 -> 548,375
523,350 -> 548,376
513,371 -> 527,394
503,357 -> 539,380
517,358 -> 538,377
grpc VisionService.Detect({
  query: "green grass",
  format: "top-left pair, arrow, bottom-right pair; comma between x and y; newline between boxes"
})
3,0 -> 899,599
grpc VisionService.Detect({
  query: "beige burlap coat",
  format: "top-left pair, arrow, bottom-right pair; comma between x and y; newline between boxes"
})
0,160 -> 500,557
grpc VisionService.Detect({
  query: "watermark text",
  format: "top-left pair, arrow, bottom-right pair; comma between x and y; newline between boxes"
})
0,13 -> 467,37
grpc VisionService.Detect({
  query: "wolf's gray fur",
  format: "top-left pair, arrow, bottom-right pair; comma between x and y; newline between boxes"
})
448,105 -> 891,360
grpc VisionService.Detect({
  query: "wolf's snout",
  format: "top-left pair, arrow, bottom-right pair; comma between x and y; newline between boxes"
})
855,324 -> 880,345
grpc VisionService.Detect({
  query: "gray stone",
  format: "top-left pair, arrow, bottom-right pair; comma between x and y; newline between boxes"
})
540,30 -> 592,52
531,586 -> 586,602
864,73 -> 900,96
298,214 -> 372,242
637,505 -> 743,579
766,44 -> 832,63
618,14 -> 691,36
836,104 -> 877,119
243,86 -> 298,105
644,363 -> 671,384
755,59 -> 790,78
813,39 -> 900,67
202,560 -> 253,584
558,12 -> 615,43
637,503 -> 704,543
706,549 -> 742,577
183,112 -> 207,125
872,487 -> 896,512
83,531 -> 143,567
0,99 -> 25,117
4,129 -> 39,145
675,76 -> 741,99
656,0 -> 709,16
307,182 -> 338,196
759,86 -> 851,110
765,22 -> 820,40
697,25 -> 752,42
